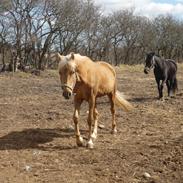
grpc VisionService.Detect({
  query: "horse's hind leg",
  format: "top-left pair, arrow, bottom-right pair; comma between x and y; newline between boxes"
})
166,80 -> 171,97
108,93 -> 117,134
169,77 -> 177,97
73,98 -> 84,147
172,77 -> 178,96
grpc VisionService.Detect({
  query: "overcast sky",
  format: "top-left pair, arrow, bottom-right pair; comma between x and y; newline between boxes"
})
94,0 -> 183,19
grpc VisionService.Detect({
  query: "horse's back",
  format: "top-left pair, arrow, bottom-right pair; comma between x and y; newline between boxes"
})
95,61 -> 116,83
166,59 -> 177,71
159,59 -> 177,81
96,61 -> 116,77
73,55 -> 117,95
93,61 -> 117,94
164,59 -> 177,77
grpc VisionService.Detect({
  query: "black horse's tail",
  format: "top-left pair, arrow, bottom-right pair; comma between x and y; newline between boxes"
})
172,77 -> 178,94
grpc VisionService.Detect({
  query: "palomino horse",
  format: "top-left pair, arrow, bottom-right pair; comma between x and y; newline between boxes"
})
144,52 -> 178,99
58,53 -> 133,148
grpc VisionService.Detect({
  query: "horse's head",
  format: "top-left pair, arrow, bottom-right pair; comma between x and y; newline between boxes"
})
58,52 -> 77,99
144,52 -> 155,74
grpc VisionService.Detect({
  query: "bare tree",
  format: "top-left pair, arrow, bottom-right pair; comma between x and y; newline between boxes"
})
1,0 -> 183,71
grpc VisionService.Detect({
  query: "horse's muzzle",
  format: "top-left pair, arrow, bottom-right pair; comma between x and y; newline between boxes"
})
63,91 -> 72,99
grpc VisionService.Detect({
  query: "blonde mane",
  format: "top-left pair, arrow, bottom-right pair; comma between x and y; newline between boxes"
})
58,53 -> 92,71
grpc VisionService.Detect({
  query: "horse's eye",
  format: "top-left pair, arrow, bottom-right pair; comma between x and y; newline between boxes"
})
70,71 -> 75,74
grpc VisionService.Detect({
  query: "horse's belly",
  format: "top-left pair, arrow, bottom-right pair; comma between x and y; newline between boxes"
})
97,83 -> 114,96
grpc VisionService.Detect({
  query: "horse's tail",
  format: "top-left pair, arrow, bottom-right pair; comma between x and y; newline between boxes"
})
172,77 -> 178,94
114,90 -> 133,112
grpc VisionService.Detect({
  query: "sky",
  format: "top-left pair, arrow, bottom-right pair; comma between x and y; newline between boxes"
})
94,0 -> 183,19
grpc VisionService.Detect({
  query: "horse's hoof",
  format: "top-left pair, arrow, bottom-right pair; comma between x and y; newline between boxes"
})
158,97 -> 164,101
86,141 -> 94,149
77,142 -> 85,147
111,128 -> 117,134
91,133 -> 97,140
76,137 -> 84,147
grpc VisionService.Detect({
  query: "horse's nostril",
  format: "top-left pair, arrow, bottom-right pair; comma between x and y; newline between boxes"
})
63,91 -> 71,99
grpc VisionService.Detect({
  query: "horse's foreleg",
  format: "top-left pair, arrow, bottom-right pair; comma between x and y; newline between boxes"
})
73,99 -> 84,147
156,78 -> 162,99
91,107 -> 99,140
87,96 -> 95,149
160,79 -> 167,100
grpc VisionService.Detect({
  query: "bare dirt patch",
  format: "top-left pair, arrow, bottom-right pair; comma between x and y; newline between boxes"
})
0,65 -> 182,183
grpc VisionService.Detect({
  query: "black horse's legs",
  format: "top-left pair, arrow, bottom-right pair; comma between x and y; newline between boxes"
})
159,86 -> 163,99
169,78 -> 176,97
156,78 -> 162,99
156,78 -> 166,99
159,79 -> 167,99
166,80 -> 171,97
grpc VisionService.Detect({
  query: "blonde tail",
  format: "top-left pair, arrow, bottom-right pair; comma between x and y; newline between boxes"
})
114,90 -> 133,112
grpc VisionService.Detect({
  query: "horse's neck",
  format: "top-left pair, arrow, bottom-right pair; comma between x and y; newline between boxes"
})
75,59 -> 87,80
154,56 -> 163,70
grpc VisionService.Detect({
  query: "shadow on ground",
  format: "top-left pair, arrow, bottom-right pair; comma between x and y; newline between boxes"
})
0,127 -> 76,150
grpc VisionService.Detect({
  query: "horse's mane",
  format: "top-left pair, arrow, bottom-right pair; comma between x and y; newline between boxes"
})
152,53 -> 160,58
58,53 -> 94,71
153,54 -> 177,70
73,54 -> 116,77
73,53 -> 94,63
147,51 -> 160,58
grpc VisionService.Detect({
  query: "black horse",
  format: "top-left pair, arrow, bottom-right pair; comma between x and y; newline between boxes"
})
144,52 -> 178,99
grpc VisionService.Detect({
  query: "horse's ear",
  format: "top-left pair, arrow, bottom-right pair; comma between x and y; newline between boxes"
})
70,52 -> 75,60
57,53 -> 65,61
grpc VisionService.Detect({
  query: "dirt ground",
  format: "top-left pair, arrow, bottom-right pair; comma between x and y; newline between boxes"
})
0,65 -> 182,183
